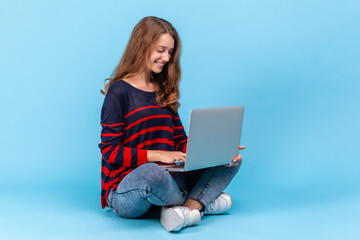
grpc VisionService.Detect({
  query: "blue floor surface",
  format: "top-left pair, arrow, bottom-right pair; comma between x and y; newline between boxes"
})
1,185 -> 359,240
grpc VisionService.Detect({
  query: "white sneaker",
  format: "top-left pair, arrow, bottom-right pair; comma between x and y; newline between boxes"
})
203,192 -> 232,215
160,206 -> 201,232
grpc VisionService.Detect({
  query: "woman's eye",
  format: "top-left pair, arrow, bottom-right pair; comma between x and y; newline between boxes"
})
157,49 -> 173,55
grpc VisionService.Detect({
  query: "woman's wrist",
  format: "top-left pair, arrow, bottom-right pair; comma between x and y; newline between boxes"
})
147,150 -> 161,163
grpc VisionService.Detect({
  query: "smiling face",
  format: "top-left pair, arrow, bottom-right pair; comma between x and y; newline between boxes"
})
146,33 -> 175,74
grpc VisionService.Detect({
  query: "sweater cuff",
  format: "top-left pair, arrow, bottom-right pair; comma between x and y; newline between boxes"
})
137,149 -> 148,165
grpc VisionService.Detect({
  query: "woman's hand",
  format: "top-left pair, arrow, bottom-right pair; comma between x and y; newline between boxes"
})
147,150 -> 186,164
225,146 -> 245,167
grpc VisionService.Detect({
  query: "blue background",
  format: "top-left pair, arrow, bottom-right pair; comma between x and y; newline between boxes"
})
1,0 -> 359,239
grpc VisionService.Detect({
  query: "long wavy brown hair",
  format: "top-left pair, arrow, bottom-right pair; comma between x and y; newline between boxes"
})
100,16 -> 182,112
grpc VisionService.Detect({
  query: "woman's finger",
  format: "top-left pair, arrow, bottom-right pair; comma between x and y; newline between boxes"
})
178,153 -> 186,162
178,151 -> 186,157
226,161 -> 240,167
238,146 -> 245,150
232,154 -> 242,162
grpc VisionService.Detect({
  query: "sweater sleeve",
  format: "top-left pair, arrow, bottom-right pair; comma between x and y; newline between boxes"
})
172,112 -> 188,153
99,91 -> 147,168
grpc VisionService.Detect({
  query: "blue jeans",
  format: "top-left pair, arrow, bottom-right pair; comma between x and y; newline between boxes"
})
107,162 -> 241,218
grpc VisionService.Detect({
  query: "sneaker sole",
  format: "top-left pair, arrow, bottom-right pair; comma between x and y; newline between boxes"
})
160,207 -> 184,232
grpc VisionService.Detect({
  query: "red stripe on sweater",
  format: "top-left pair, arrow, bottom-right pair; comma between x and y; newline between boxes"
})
136,138 -> 174,149
108,145 -> 120,163
124,106 -> 160,119
102,177 -> 124,191
123,147 -> 132,167
123,126 -> 174,145
182,143 -> 188,153
125,115 -> 172,130
178,138 -> 187,145
174,126 -> 184,130
101,195 -> 106,208
102,166 -> 111,176
101,145 -> 112,154
101,132 -> 124,137
101,122 -> 124,127
174,134 -> 186,139
137,149 -> 148,165
176,138 -> 188,151
109,166 -> 131,178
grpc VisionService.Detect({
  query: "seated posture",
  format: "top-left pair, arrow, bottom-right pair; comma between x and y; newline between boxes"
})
99,16 -> 244,232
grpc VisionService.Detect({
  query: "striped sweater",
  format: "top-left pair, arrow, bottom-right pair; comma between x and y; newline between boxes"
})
98,80 -> 188,209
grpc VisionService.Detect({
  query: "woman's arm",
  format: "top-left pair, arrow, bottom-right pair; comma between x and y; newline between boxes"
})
99,91 -> 147,168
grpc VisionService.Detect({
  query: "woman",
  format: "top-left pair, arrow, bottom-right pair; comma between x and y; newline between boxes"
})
99,16 -> 244,232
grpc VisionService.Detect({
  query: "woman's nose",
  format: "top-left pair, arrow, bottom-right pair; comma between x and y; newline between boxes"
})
162,53 -> 170,62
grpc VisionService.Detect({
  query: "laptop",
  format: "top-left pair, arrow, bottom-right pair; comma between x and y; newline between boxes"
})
162,105 -> 244,172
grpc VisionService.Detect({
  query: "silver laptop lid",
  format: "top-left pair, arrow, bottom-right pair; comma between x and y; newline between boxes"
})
184,106 -> 244,171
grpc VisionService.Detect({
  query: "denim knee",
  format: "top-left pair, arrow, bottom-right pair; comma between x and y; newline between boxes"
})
108,190 -> 151,219
136,163 -> 173,190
